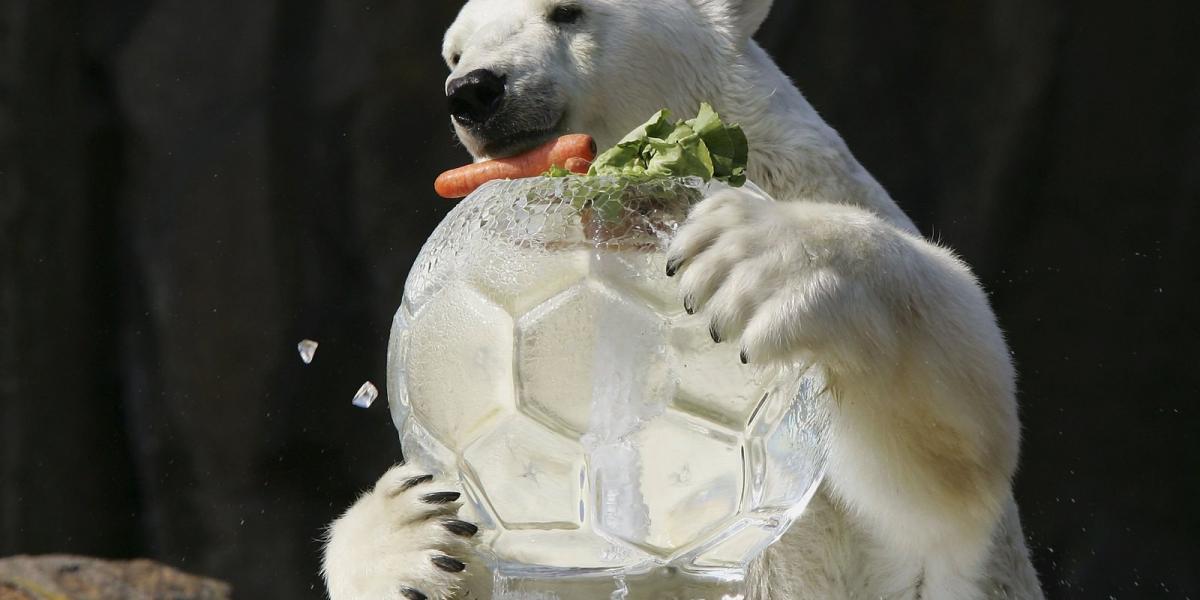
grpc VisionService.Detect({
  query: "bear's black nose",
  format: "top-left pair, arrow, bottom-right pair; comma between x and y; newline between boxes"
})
447,69 -> 506,126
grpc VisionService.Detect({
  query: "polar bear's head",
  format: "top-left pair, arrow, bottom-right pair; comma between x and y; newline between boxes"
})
442,0 -> 773,159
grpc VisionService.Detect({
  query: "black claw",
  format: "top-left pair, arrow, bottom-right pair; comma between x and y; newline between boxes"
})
432,554 -> 466,573
400,587 -> 427,600
684,295 -> 695,315
740,349 -> 749,364
421,491 -> 461,504
399,474 -> 433,493
709,322 -> 722,343
665,258 -> 680,277
443,519 -> 479,537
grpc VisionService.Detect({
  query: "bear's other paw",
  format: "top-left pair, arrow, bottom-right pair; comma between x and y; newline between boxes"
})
667,188 -> 903,371
323,464 -> 479,600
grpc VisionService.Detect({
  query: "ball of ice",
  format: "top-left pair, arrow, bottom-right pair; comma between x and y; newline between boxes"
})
387,176 -> 826,577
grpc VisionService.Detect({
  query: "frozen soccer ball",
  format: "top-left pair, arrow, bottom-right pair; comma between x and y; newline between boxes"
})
387,176 -> 826,577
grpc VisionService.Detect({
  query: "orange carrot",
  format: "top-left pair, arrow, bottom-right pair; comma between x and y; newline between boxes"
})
564,157 -> 591,174
434,134 -> 597,199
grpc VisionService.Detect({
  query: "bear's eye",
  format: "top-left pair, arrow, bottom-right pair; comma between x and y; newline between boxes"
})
548,4 -> 584,25
449,52 -> 461,67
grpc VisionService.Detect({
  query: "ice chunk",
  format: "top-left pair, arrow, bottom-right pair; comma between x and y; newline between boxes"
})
297,339 -> 319,364
352,381 -> 378,408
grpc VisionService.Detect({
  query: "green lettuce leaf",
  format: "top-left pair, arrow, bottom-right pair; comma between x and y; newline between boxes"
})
587,103 -> 748,186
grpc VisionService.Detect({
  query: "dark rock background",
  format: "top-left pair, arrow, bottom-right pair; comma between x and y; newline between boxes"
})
2,1 -> 1197,597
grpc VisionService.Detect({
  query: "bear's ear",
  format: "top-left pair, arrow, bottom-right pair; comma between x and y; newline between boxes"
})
720,0 -> 773,38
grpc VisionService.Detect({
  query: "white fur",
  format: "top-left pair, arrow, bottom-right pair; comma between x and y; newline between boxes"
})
325,0 -> 1044,597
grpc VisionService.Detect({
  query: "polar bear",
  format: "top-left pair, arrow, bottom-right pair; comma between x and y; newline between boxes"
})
322,0 -> 1045,598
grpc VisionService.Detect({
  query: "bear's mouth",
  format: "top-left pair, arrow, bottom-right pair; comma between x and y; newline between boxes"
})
478,114 -> 567,159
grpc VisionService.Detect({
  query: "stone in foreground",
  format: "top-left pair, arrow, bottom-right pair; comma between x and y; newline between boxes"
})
0,555 -> 231,600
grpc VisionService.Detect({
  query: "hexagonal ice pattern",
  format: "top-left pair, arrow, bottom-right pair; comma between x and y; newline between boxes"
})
515,281 -> 670,437
401,281 -> 514,451
594,411 -> 743,558
387,176 -> 826,578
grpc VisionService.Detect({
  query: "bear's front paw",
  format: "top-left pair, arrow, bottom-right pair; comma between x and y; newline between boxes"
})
323,463 -> 479,600
666,188 -> 899,368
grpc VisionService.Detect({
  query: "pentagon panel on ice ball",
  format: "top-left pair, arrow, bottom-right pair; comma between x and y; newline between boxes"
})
462,414 -> 585,529
387,176 -> 827,584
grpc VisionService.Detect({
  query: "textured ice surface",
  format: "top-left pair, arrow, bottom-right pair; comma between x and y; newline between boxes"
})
605,412 -> 742,556
405,282 -> 514,450
516,280 -> 669,436
463,414 -> 585,529
387,176 -> 827,577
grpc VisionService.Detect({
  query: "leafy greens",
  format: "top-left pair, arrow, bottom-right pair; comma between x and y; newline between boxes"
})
584,103 -> 748,186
